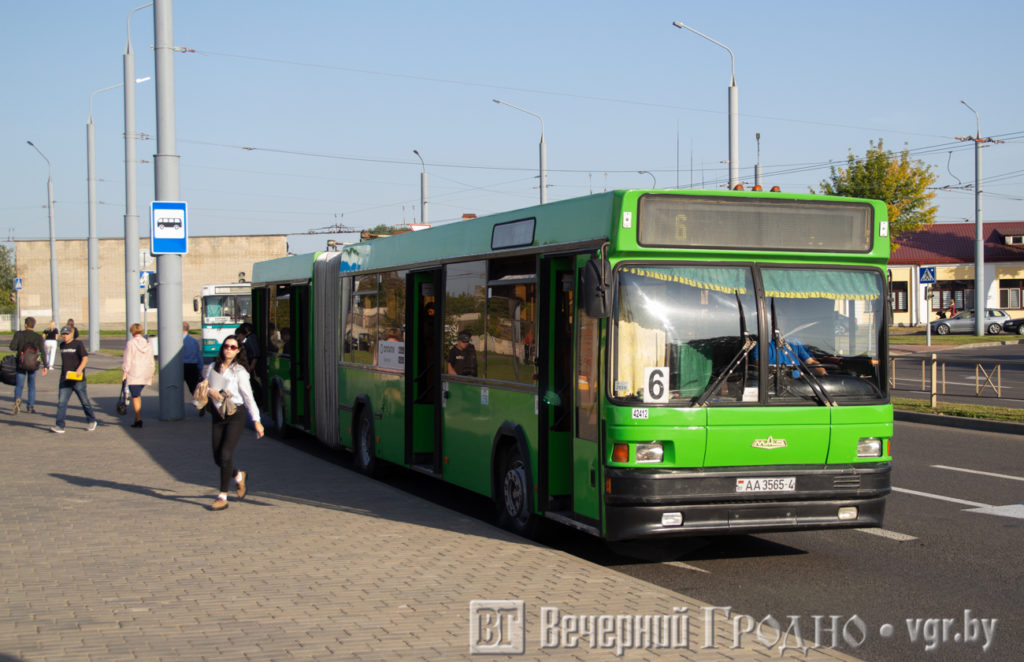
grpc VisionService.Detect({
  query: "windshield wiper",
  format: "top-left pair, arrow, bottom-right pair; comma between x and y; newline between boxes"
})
694,336 -> 756,406
774,330 -> 837,407
695,292 -> 754,407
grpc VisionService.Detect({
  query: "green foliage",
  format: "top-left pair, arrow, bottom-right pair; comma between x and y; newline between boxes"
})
817,139 -> 937,243
365,224 -> 404,235
0,244 -> 14,314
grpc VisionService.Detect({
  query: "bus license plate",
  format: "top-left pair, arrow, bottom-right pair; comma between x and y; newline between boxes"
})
736,477 -> 796,493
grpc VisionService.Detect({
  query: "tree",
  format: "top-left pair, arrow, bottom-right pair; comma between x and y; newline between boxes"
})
0,244 -> 14,315
817,139 -> 937,242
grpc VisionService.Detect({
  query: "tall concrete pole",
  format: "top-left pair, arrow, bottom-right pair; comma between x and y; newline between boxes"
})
413,149 -> 428,224
27,141 -> 60,324
154,0 -> 184,420
125,3 -> 152,341
961,100 -> 985,337
673,21 -> 739,189
87,84 -> 122,352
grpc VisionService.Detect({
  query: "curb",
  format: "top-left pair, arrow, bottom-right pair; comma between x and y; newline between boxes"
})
894,409 -> 1024,436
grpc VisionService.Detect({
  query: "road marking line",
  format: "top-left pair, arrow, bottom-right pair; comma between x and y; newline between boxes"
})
891,486 -> 989,508
664,561 -> 711,574
965,504 -> 1024,520
931,464 -> 1024,483
893,486 -> 1024,520
856,528 -> 917,541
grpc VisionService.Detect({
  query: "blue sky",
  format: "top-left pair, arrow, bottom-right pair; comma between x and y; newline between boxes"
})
3,1 -> 1022,255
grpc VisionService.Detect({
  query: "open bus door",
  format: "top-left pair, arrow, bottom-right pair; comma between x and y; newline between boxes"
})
539,255 -> 601,533
406,269 -> 443,474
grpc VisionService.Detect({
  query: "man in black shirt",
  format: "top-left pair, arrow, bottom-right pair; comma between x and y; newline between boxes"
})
51,326 -> 98,434
446,330 -> 478,377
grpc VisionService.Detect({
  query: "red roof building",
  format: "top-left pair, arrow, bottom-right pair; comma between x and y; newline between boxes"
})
888,222 -> 1024,326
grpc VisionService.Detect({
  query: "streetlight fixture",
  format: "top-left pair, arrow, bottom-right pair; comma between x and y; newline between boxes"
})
413,149 -> 428,225
961,99 -> 986,336
672,20 -> 738,189
492,99 -> 547,204
124,2 -> 152,340
638,170 -> 657,189
26,140 -> 60,324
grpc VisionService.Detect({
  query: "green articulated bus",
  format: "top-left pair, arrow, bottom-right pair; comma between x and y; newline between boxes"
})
251,189 -> 892,541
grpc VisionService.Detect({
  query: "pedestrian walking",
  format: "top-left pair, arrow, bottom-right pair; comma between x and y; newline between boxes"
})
52,325 -> 97,434
121,323 -> 155,428
182,321 -> 204,417
65,318 -> 80,340
9,316 -> 47,415
42,321 -> 59,371
204,335 -> 264,510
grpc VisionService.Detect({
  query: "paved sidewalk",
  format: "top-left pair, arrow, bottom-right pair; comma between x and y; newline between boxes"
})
1,367 -> 863,661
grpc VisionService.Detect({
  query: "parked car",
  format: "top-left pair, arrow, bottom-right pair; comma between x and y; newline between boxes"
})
1002,316 -> 1024,335
930,308 -> 1010,335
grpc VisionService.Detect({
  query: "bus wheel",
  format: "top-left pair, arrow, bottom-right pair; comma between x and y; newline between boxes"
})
497,445 -> 537,538
271,387 -> 287,436
354,406 -> 378,476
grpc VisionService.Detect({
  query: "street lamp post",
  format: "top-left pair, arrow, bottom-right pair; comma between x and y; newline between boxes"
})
961,100 -> 985,337
413,149 -> 428,225
672,20 -> 738,189
87,83 -> 123,351
638,170 -> 657,189
88,77 -> 150,352
492,99 -> 547,204
125,2 -> 153,341
26,141 -> 60,324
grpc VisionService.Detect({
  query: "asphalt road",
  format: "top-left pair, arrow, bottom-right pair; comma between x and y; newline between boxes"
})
547,419 -> 1023,662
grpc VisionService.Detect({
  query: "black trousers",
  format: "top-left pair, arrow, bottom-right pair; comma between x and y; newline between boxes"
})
211,408 -> 246,492
184,363 -> 201,395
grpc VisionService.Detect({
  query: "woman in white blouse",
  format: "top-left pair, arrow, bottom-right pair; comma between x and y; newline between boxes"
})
205,335 -> 264,511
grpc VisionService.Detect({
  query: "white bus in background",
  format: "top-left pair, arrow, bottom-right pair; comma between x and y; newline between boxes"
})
194,283 -> 252,360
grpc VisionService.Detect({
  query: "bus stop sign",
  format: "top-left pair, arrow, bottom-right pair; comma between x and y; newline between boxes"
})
919,267 -> 936,284
150,201 -> 188,254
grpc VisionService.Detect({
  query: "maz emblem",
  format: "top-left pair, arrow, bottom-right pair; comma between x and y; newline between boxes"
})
752,436 -> 787,449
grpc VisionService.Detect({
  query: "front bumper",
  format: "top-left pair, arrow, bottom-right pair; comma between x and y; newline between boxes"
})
603,462 -> 890,541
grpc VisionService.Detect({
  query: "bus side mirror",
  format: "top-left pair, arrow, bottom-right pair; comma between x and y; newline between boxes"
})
193,297 -> 199,313
582,257 -> 612,318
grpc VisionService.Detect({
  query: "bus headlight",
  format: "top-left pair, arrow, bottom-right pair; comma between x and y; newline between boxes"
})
635,443 -> 664,464
857,437 -> 882,457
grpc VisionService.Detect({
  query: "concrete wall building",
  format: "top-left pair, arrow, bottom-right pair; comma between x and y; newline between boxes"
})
13,234 -> 289,331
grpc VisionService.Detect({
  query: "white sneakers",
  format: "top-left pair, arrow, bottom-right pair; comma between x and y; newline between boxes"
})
50,422 -> 96,433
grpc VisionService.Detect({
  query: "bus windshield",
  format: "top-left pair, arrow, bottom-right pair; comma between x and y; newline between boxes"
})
202,294 -> 251,322
612,264 -> 885,406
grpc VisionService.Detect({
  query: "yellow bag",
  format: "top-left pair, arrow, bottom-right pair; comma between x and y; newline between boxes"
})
66,371 -> 84,381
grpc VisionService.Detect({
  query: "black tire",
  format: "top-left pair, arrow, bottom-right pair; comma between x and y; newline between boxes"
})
353,406 -> 378,476
987,323 -> 1001,335
270,386 -> 289,437
1017,325 -> 1024,336
496,444 -> 538,538
935,324 -> 950,336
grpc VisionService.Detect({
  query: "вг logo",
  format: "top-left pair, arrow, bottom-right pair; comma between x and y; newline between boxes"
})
469,600 -> 525,654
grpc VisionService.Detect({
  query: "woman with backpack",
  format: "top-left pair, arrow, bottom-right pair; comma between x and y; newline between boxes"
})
9,316 -> 47,415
